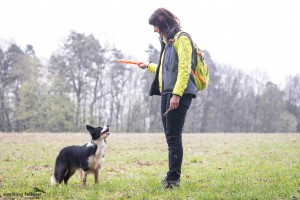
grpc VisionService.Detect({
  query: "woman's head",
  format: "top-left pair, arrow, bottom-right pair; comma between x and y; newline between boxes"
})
149,8 -> 181,38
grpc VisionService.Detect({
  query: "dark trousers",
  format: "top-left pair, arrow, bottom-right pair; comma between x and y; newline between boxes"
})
161,94 -> 192,181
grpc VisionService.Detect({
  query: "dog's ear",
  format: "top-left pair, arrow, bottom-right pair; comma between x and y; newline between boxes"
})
86,125 -> 94,132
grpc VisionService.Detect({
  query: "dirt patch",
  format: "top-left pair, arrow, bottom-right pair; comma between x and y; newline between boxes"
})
27,165 -> 51,171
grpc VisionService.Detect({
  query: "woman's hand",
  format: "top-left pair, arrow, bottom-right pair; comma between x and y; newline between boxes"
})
138,62 -> 149,69
169,95 -> 180,110
163,95 -> 181,116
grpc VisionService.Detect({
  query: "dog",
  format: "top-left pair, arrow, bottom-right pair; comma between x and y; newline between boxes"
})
51,124 -> 110,185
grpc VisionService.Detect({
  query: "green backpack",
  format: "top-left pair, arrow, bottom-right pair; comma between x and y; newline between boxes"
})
176,32 -> 209,92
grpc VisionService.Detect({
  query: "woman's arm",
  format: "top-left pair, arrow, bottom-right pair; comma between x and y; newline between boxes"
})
138,62 -> 157,73
173,35 -> 193,97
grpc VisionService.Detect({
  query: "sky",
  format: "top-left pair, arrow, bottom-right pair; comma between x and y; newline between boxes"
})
1,0 -> 299,87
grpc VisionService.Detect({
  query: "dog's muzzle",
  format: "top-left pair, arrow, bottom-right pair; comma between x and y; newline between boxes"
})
101,125 -> 110,135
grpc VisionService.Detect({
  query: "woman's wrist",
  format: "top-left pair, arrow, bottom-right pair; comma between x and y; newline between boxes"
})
146,61 -> 151,68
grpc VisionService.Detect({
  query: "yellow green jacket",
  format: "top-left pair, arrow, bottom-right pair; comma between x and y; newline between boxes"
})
148,30 -> 197,98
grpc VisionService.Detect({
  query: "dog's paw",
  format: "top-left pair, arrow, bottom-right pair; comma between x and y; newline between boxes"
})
50,175 -> 58,185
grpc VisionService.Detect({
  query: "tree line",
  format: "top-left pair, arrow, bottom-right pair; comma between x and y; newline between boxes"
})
0,31 -> 299,133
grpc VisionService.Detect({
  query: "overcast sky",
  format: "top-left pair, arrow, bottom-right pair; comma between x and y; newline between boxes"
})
1,0 -> 299,86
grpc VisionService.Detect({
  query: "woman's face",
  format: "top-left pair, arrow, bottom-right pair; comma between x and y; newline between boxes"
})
154,26 -> 164,38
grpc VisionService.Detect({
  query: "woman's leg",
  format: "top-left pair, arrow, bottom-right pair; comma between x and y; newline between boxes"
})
161,94 -> 192,181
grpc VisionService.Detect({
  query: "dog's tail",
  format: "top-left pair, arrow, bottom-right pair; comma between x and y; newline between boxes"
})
51,174 -> 58,185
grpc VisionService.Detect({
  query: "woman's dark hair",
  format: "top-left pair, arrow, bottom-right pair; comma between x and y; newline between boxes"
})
149,8 -> 181,36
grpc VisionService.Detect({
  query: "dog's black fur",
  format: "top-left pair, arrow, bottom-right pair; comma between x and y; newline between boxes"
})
51,125 -> 110,185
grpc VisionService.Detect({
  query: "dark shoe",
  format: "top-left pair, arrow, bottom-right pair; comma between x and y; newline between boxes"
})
161,177 -> 180,189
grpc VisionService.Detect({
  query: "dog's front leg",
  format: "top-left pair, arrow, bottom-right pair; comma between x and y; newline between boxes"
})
94,167 -> 100,183
81,170 -> 88,186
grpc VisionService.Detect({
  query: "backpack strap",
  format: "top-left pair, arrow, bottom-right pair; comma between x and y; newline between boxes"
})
176,31 -> 194,46
177,32 -> 204,61
174,31 -> 197,67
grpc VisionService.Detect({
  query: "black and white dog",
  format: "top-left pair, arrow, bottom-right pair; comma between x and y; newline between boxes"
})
51,125 -> 110,185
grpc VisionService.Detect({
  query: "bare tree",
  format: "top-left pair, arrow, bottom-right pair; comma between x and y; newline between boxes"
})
284,74 -> 300,132
49,32 -> 104,129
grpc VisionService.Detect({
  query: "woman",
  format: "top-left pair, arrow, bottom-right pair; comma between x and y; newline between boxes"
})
139,8 -> 197,188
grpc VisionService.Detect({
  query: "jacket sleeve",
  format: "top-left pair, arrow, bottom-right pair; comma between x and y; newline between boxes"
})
147,63 -> 157,73
173,35 -> 192,97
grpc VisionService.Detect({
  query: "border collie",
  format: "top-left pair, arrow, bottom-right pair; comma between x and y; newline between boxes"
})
51,125 -> 110,185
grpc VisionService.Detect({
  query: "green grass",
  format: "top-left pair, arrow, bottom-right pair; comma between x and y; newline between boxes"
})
0,133 -> 299,199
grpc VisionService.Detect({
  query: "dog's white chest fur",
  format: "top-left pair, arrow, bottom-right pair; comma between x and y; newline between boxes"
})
88,140 -> 106,170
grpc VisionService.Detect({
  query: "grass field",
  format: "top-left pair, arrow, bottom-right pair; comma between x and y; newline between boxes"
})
0,132 -> 299,200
